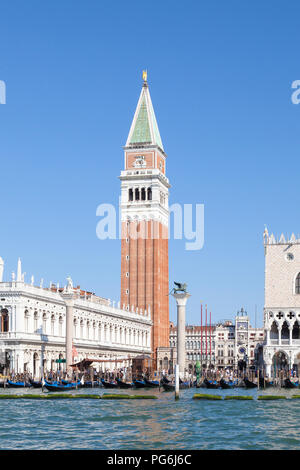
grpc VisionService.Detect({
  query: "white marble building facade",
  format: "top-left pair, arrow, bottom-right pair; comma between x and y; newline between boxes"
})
263,229 -> 300,376
0,258 -> 152,377
169,313 -> 264,372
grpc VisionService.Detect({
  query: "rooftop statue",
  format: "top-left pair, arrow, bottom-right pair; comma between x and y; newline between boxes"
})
170,281 -> 188,294
66,276 -> 73,292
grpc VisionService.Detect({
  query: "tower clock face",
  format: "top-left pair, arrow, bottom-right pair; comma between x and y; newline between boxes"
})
133,155 -> 146,168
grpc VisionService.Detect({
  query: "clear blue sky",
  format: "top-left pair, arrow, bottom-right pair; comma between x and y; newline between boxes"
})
1,1 -> 300,327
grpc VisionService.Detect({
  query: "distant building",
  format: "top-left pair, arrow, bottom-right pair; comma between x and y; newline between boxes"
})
215,311 -> 264,369
169,310 -> 264,373
0,258 -> 152,376
263,228 -> 300,376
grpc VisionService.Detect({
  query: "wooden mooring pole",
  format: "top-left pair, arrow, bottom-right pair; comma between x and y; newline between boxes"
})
175,364 -> 179,400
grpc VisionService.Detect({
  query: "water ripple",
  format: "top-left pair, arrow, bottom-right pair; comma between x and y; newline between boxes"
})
0,388 -> 299,448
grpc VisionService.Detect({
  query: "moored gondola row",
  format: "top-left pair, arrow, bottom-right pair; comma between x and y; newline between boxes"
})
197,376 -> 300,389
1,375 -> 299,391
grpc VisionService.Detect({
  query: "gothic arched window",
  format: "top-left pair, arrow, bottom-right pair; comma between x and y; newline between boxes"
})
296,273 -> 300,294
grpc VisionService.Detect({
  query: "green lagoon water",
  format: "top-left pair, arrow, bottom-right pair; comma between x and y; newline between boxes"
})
0,386 -> 299,449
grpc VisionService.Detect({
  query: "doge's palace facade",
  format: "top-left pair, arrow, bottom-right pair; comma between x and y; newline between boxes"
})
263,228 -> 300,376
0,257 -> 152,376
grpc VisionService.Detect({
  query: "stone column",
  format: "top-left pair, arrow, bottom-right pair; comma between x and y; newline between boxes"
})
171,292 -> 191,377
289,327 -> 293,346
61,292 -> 74,376
266,328 -> 270,346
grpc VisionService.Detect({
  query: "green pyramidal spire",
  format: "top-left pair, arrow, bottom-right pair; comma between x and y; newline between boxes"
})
126,73 -> 164,152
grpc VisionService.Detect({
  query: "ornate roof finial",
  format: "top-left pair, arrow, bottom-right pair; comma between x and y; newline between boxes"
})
263,225 -> 269,244
142,69 -> 147,84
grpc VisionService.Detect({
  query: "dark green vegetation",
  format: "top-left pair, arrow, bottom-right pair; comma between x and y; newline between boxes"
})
102,394 -> 157,399
193,394 -> 222,400
224,396 -> 253,400
257,395 -> 287,400
0,394 -> 158,400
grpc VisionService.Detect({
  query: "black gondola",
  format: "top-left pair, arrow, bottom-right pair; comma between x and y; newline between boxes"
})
196,379 -> 206,388
258,377 -> 274,388
144,378 -> 160,388
161,381 -> 190,392
243,377 -> 257,388
203,378 -> 219,389
7,380 -> 32,388
219,378 -> 234,389
101,378 -> 118,389
43,380 -> 78,392
81,380 -> 101,388
29,379 -> 42,388
133,379 -> 146,388
116,378 -> 134,389
283,378 -> 299,389
161,375 -> 171,384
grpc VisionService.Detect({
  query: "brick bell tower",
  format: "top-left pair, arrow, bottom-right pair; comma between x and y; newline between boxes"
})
120,71 -> 170,368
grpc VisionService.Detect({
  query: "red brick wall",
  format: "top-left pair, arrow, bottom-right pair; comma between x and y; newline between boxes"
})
121,219 -> 169,361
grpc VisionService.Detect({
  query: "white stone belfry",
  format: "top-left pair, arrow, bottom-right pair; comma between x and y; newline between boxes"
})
171,291 -> 191,377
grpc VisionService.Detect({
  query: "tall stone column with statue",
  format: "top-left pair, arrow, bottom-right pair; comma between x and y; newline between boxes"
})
171,282 -> 191,378
60,276 -> 74,377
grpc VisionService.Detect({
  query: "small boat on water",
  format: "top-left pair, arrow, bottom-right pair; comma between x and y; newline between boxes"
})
101,378 -> 118,389
161,375 -> 171,384
7,380 -> 32,388
259,377 -> 274,388
133,379 -> 146,389
243,377 -> 257,389
29,379 -> 43,388
161,381 -> 190,392
196,380 -> 207,388
283,378 -> 299,389
144,378 -> 160,388
81,380 -> 101,388
219,378 -> 237,389
116,378 -> 134,389
203,378 -> 219,389
43,380 -> 80,392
